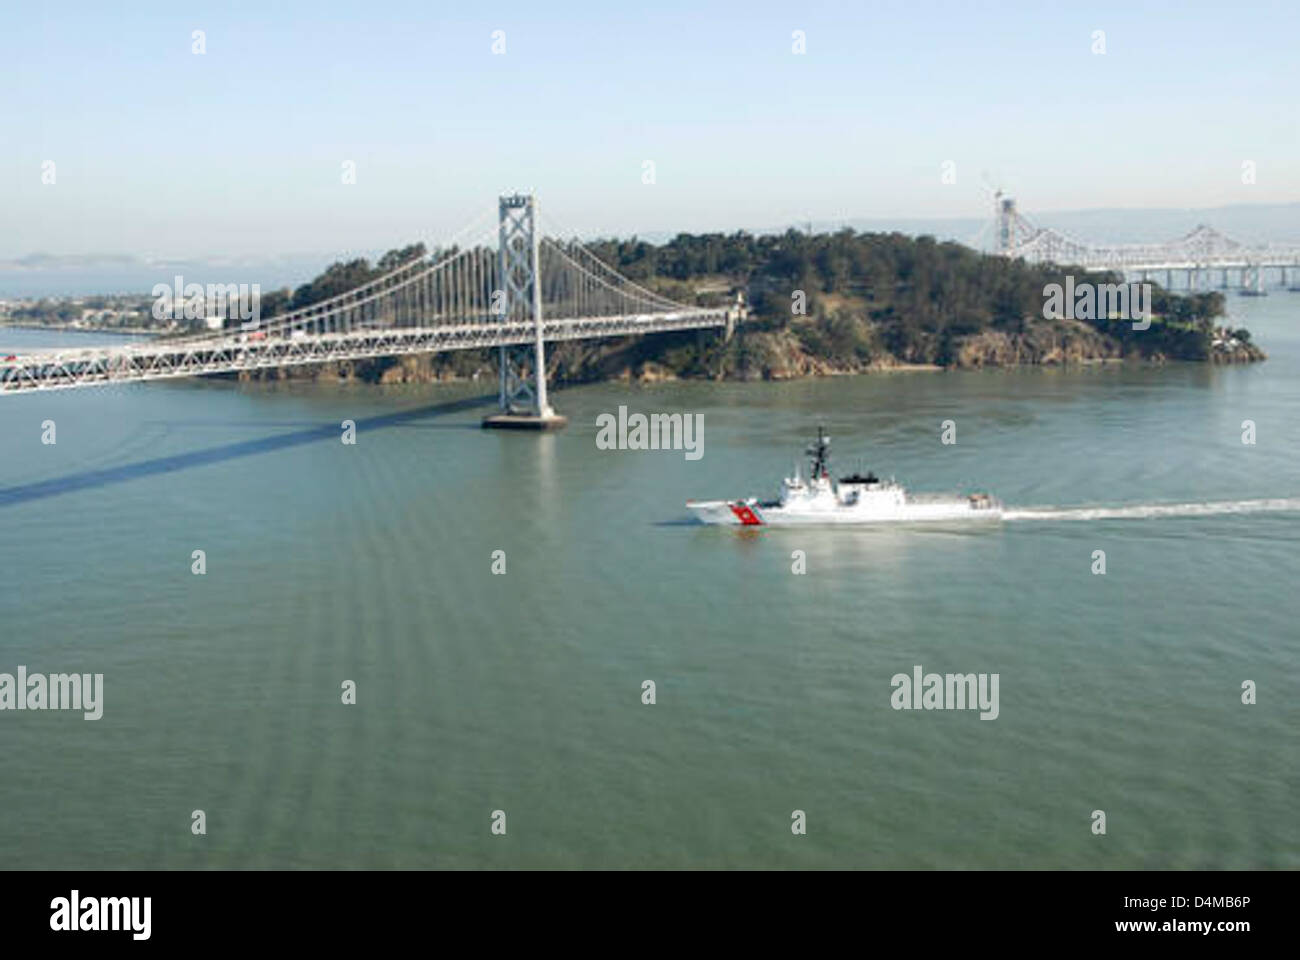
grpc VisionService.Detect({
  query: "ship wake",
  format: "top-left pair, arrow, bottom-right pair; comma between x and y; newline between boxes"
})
1002,498 -> 1300,522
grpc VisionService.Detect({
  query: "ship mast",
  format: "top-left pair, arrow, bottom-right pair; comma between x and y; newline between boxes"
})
807,426 -> 831,480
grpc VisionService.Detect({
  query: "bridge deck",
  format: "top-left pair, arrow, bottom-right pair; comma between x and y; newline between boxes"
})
0,310 -> 731,394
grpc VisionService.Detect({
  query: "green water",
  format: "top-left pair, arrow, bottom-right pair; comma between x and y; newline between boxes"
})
1,300 -> 1297,869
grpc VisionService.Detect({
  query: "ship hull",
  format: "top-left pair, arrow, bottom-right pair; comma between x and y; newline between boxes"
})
686,499 -> 1002,526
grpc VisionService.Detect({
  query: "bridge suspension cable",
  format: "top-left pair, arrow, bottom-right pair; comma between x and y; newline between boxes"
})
540,238 -> 698,316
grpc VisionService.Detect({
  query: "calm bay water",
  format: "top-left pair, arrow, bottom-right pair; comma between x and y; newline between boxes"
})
1,300 -> 1298,869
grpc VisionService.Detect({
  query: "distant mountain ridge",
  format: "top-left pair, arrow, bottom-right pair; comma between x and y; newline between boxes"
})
751,202 -> 1300,251
4,203 -> 1297,299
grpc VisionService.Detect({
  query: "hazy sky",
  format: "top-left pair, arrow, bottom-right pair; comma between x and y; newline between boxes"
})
2,0 -> 1296,259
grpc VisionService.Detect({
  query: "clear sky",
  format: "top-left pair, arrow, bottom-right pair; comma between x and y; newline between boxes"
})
2,0 -> 1296,258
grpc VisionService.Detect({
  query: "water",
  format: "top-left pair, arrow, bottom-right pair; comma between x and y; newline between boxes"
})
1,300 -> 1297,869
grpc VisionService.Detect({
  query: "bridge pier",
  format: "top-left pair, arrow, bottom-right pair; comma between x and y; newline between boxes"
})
482,411 -> 567,430
1242,262 -> 1263,296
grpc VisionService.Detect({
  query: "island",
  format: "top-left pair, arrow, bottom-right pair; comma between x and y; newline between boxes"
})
234,230 -> 1263,385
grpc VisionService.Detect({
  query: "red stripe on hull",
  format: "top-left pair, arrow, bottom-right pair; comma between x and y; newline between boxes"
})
729,503 -> 763,525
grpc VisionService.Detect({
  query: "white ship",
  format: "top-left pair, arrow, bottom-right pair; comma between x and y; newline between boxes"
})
686,427 -> 1002,526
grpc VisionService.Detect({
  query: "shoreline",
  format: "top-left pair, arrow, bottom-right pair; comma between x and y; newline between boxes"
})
0,321 -> 159,336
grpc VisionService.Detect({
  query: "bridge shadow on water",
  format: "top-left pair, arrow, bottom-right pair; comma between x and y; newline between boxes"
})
0,393 -> 497,509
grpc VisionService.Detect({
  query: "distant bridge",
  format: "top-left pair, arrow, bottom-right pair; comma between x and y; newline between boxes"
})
0,195 -> 743,424
993,194 -> 1300,293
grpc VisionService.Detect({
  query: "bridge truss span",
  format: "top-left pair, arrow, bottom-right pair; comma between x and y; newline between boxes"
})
994,200 -> 1300,292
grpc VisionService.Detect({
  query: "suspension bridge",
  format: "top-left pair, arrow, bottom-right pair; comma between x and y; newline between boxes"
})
0,194 -> 743,427
992,194 -> 1300,294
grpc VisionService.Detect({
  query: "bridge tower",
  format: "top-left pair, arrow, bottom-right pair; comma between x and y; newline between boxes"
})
483,193 -> 567,430
995,193 -> 1017,255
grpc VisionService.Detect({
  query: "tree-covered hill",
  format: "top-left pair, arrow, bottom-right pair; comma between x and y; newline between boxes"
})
244,229 -> 1261,386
